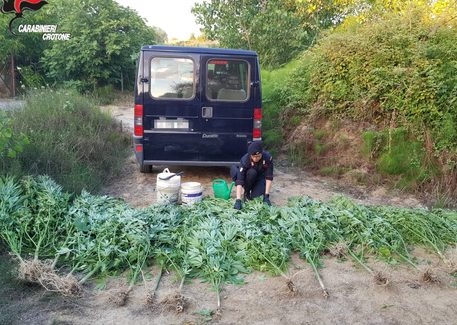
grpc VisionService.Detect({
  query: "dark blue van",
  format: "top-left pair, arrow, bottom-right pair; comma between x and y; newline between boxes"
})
133,46 -> 262,172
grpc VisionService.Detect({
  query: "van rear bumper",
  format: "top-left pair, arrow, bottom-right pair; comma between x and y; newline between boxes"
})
143,160 -> 239,167
134,137 -> 240,167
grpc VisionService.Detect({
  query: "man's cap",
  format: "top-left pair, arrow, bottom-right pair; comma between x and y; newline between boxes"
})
248,141 -> 263,155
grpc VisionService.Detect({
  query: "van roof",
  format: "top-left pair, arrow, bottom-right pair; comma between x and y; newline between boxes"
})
141,45 -> 257,57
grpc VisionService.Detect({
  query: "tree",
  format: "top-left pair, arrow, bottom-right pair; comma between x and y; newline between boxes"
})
0,9 -> 55,95
192,0 -> 361,68
152,26 -> 168,44
42,0 -> 162,91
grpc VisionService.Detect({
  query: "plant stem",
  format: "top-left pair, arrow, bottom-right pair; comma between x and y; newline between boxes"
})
153,266 -> 163,292
51,254 -> 60,269
179,275 -> 185,292
309,257 -> 329,297
79,264 -> 100,284
347,248 -> 374,274
34,208 -> 52,261
216,284 -> 221,309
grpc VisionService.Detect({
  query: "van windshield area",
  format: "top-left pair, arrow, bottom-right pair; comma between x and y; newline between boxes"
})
150,57 -> 194,99
207,60 -> 249,101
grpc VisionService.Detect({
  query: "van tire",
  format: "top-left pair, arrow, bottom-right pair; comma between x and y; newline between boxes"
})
140,164 -> 153,173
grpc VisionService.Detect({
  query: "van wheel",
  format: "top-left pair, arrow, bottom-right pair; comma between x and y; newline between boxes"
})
140,164 -> 152,173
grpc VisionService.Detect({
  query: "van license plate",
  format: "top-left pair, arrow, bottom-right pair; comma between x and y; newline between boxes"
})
154,119 -> 189,129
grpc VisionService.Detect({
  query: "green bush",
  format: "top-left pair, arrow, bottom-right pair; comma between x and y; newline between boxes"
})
287,5 -> 457,159
362,130 -> 386,159
262,129 -> 282,154
0,112 -> 29,171
92,85 -> 119,105
278,4 -> 457,201
18,66 -> 47,89
376,129 -> 424,176
314,143 -> 331,156
4,90 -> 130,193
261,60 -> 299,150
361,128 -> 438,190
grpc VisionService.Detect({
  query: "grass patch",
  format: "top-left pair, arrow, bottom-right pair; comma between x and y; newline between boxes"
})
314,129 -> 328,141
263,129 -> 282,157
319,166 -> 346,177
314,143 -> 331,156
362,130 -> 386,159
361,128 -> 441,191
91,85 -> 122,105
3,90 -> 131,193
288,142 -> 308,166
376,129 -> 424,176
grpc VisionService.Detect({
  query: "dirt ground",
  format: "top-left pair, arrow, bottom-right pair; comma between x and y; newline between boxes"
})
3,247 -> 456,325
2,102 -> 456,325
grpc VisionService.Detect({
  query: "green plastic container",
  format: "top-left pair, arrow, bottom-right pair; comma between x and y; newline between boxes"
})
212,179 -> 235,200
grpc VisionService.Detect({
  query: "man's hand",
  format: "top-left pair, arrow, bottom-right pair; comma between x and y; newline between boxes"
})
263,194 -> 271,206
234,199 -> 242,210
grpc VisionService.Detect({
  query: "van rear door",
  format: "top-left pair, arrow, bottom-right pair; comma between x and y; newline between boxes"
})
141,51 -> 201,163
199,56 -> 258,162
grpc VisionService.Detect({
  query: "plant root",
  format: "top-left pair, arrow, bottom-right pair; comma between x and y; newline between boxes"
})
160,293 -> 188,313
373,271 -> 390,286
286,279 -> 297,293
406,280 -> 421,289
175,295 -> 186,313
445,247 -> 457,274
322,289 -> 330,299
146,292 -> 155,305
309,261 -> 329,299
109,288 -> 132,307
18,259 -> 81,296
421,269 -> 440,284
18,259 -> 51,282
213,308 -> 223,320
329,242 -> 348,258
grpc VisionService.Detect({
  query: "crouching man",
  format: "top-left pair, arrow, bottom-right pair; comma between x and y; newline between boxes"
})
230,141 -> 273,210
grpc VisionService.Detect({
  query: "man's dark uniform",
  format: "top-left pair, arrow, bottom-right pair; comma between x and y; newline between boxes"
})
230,141 -> 274,200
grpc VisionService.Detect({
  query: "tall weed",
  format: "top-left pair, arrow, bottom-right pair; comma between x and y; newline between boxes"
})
4,90 -> 130,193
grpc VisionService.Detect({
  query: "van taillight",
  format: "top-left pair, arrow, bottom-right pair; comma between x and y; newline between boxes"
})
134,104 -> 143,137
254,108 -> 262,120
253,108 -> 262,140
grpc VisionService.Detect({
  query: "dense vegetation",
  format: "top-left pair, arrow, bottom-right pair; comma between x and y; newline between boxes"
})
288,6 -> 457,151
0,0 -> 166,92
0,175 -> 455,312
1,92 -> 130,193
192,0 -> 357,68
261,2 -> 457,206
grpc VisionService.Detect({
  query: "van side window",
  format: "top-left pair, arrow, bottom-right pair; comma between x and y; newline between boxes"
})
150,58 -> 194,99
207,60 -> 249,101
